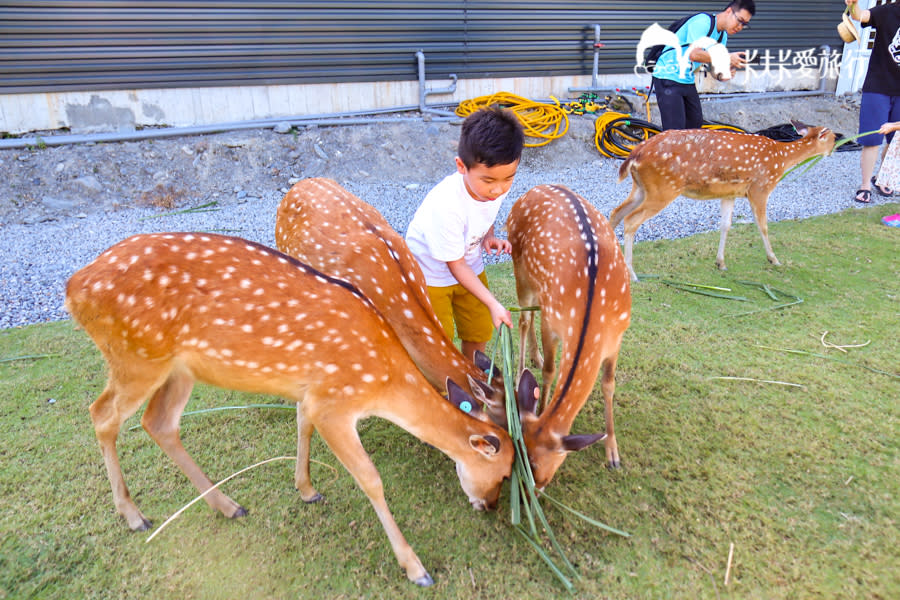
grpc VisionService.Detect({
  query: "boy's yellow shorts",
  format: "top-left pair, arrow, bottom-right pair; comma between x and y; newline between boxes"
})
426,271 -> 494,344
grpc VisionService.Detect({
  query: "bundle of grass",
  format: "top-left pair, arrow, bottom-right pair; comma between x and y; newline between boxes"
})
495,323 -> 630,590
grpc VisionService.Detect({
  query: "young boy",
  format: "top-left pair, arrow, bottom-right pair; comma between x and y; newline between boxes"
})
405,106 -> 524,360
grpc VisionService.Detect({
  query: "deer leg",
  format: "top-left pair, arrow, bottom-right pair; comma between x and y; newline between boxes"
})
141,369 -> 247,520
516,308 -> 543,376
621,194 -> 674,282
513,261 -> 544,372
716,198 -> 736,270
600,354 -> 620,469
314,415 -> 433,587
295,402 -> 323,502
538,324 -> 559,409
89,376 -> 158,531
748,190 -> 780,266
609,182 -> 644,230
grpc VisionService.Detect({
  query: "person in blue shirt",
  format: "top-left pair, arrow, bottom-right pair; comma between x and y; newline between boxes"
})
652,1 -> 755,130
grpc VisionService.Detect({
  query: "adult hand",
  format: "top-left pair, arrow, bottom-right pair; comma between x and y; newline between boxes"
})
878,122 -> 900,135
729,51 -> 747,70
846,0 -> 864,22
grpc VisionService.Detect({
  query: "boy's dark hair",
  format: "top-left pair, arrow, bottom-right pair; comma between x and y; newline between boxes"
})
727,0 -> 756,16
457,106 -> 524,168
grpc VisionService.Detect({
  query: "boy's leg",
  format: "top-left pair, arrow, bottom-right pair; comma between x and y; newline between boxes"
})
452,272 -> 495,361
426,285 -> 457,342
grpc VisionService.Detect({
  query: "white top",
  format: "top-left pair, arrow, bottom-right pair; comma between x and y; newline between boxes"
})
405,172 -> 509,287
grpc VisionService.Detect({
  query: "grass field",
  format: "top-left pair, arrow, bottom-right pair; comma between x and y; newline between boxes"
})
1,203 -> 898,599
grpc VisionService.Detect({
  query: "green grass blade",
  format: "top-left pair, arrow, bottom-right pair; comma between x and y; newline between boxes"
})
661,280 -> 749,301
513,526 -> 574,591
539,492 -> 631,538
0,353 -> 61,363
127,403 -> 294,431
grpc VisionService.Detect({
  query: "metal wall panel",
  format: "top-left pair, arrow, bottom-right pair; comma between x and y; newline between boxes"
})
0,1 -> 843,94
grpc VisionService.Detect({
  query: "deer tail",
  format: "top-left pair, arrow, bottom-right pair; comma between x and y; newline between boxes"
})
618,154 -> 636,183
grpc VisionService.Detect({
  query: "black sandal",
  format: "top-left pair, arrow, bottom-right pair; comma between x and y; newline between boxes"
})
854,189 -> 872,204
871,176 -> 894,197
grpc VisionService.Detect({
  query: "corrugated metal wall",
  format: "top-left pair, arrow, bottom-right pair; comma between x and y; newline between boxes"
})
0,0 -> 842,94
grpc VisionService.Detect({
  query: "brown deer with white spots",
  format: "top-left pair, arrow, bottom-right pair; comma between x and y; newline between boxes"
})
275,177 -> 507,425
65,232 -> 513,587
506,184 -> 632,489
610,120 -> 835,280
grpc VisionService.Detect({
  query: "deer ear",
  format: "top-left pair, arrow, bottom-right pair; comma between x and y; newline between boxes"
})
465,374 -> 493,403
446,377 -> 483,416
516,369 -> 540,415
818,127 -> 832,140
790,119 -> 811,136
472,350 -> 502,379
561,433 -> 607,452
469,434 -> 501,457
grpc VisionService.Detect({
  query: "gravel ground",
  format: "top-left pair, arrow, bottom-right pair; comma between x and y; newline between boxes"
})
1,93 -> 893,329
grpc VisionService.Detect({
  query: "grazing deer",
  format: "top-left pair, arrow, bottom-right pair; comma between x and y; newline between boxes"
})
275,177 -> 507,425
65,232 -> 513,587
610,120 -> 836,280
506,184 -> 632,489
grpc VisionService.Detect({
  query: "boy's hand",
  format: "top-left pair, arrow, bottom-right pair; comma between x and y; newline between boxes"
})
482,234 -> 512,255
489,299 -> 513,329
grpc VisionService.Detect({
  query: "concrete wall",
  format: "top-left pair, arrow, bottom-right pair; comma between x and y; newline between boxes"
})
0,68 -> 833,135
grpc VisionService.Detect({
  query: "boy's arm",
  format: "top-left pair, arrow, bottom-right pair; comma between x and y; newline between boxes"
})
446,258 -> 513,329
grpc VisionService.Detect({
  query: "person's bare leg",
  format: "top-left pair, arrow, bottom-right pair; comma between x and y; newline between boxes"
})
461,340 -> 486,362
860,144 -> 879,191
857,144 -> 880,201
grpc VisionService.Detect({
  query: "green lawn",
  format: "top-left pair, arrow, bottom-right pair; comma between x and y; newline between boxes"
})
1,203 -> 897,599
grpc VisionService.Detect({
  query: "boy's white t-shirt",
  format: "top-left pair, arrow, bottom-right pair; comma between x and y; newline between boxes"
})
405,171 -> 509,287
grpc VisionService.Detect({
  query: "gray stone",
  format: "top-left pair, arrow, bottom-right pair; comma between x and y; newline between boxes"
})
73,175 -> 103,194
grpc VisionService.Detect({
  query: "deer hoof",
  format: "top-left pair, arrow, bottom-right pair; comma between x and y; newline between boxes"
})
302,492 -> 324,504
130,516 -> 153,532
230,506 -> 249,519
413,573 -> 435,587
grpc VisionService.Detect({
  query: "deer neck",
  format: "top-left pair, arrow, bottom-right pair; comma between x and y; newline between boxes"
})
374,379 -> 504,462
783,135 -> 826,167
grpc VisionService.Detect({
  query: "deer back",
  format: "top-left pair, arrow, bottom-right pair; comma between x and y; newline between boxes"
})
619,125 -> 836,200
275,177 -> 505,423
507,185 -> 631,486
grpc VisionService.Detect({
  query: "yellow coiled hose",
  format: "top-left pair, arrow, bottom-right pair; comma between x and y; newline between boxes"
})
594,114 -> 748,158
456,92 -> 569,147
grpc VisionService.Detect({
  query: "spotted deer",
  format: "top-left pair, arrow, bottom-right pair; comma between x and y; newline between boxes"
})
275,177 -> 506,425
65,232 -> 513,587
506,184 -> 632,489
610,120 -> 836,280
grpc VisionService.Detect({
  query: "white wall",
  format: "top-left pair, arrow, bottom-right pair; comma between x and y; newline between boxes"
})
0,69 -> 832,135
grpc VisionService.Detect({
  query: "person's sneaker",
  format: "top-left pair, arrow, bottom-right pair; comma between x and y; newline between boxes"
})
882,213 -> 900,228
